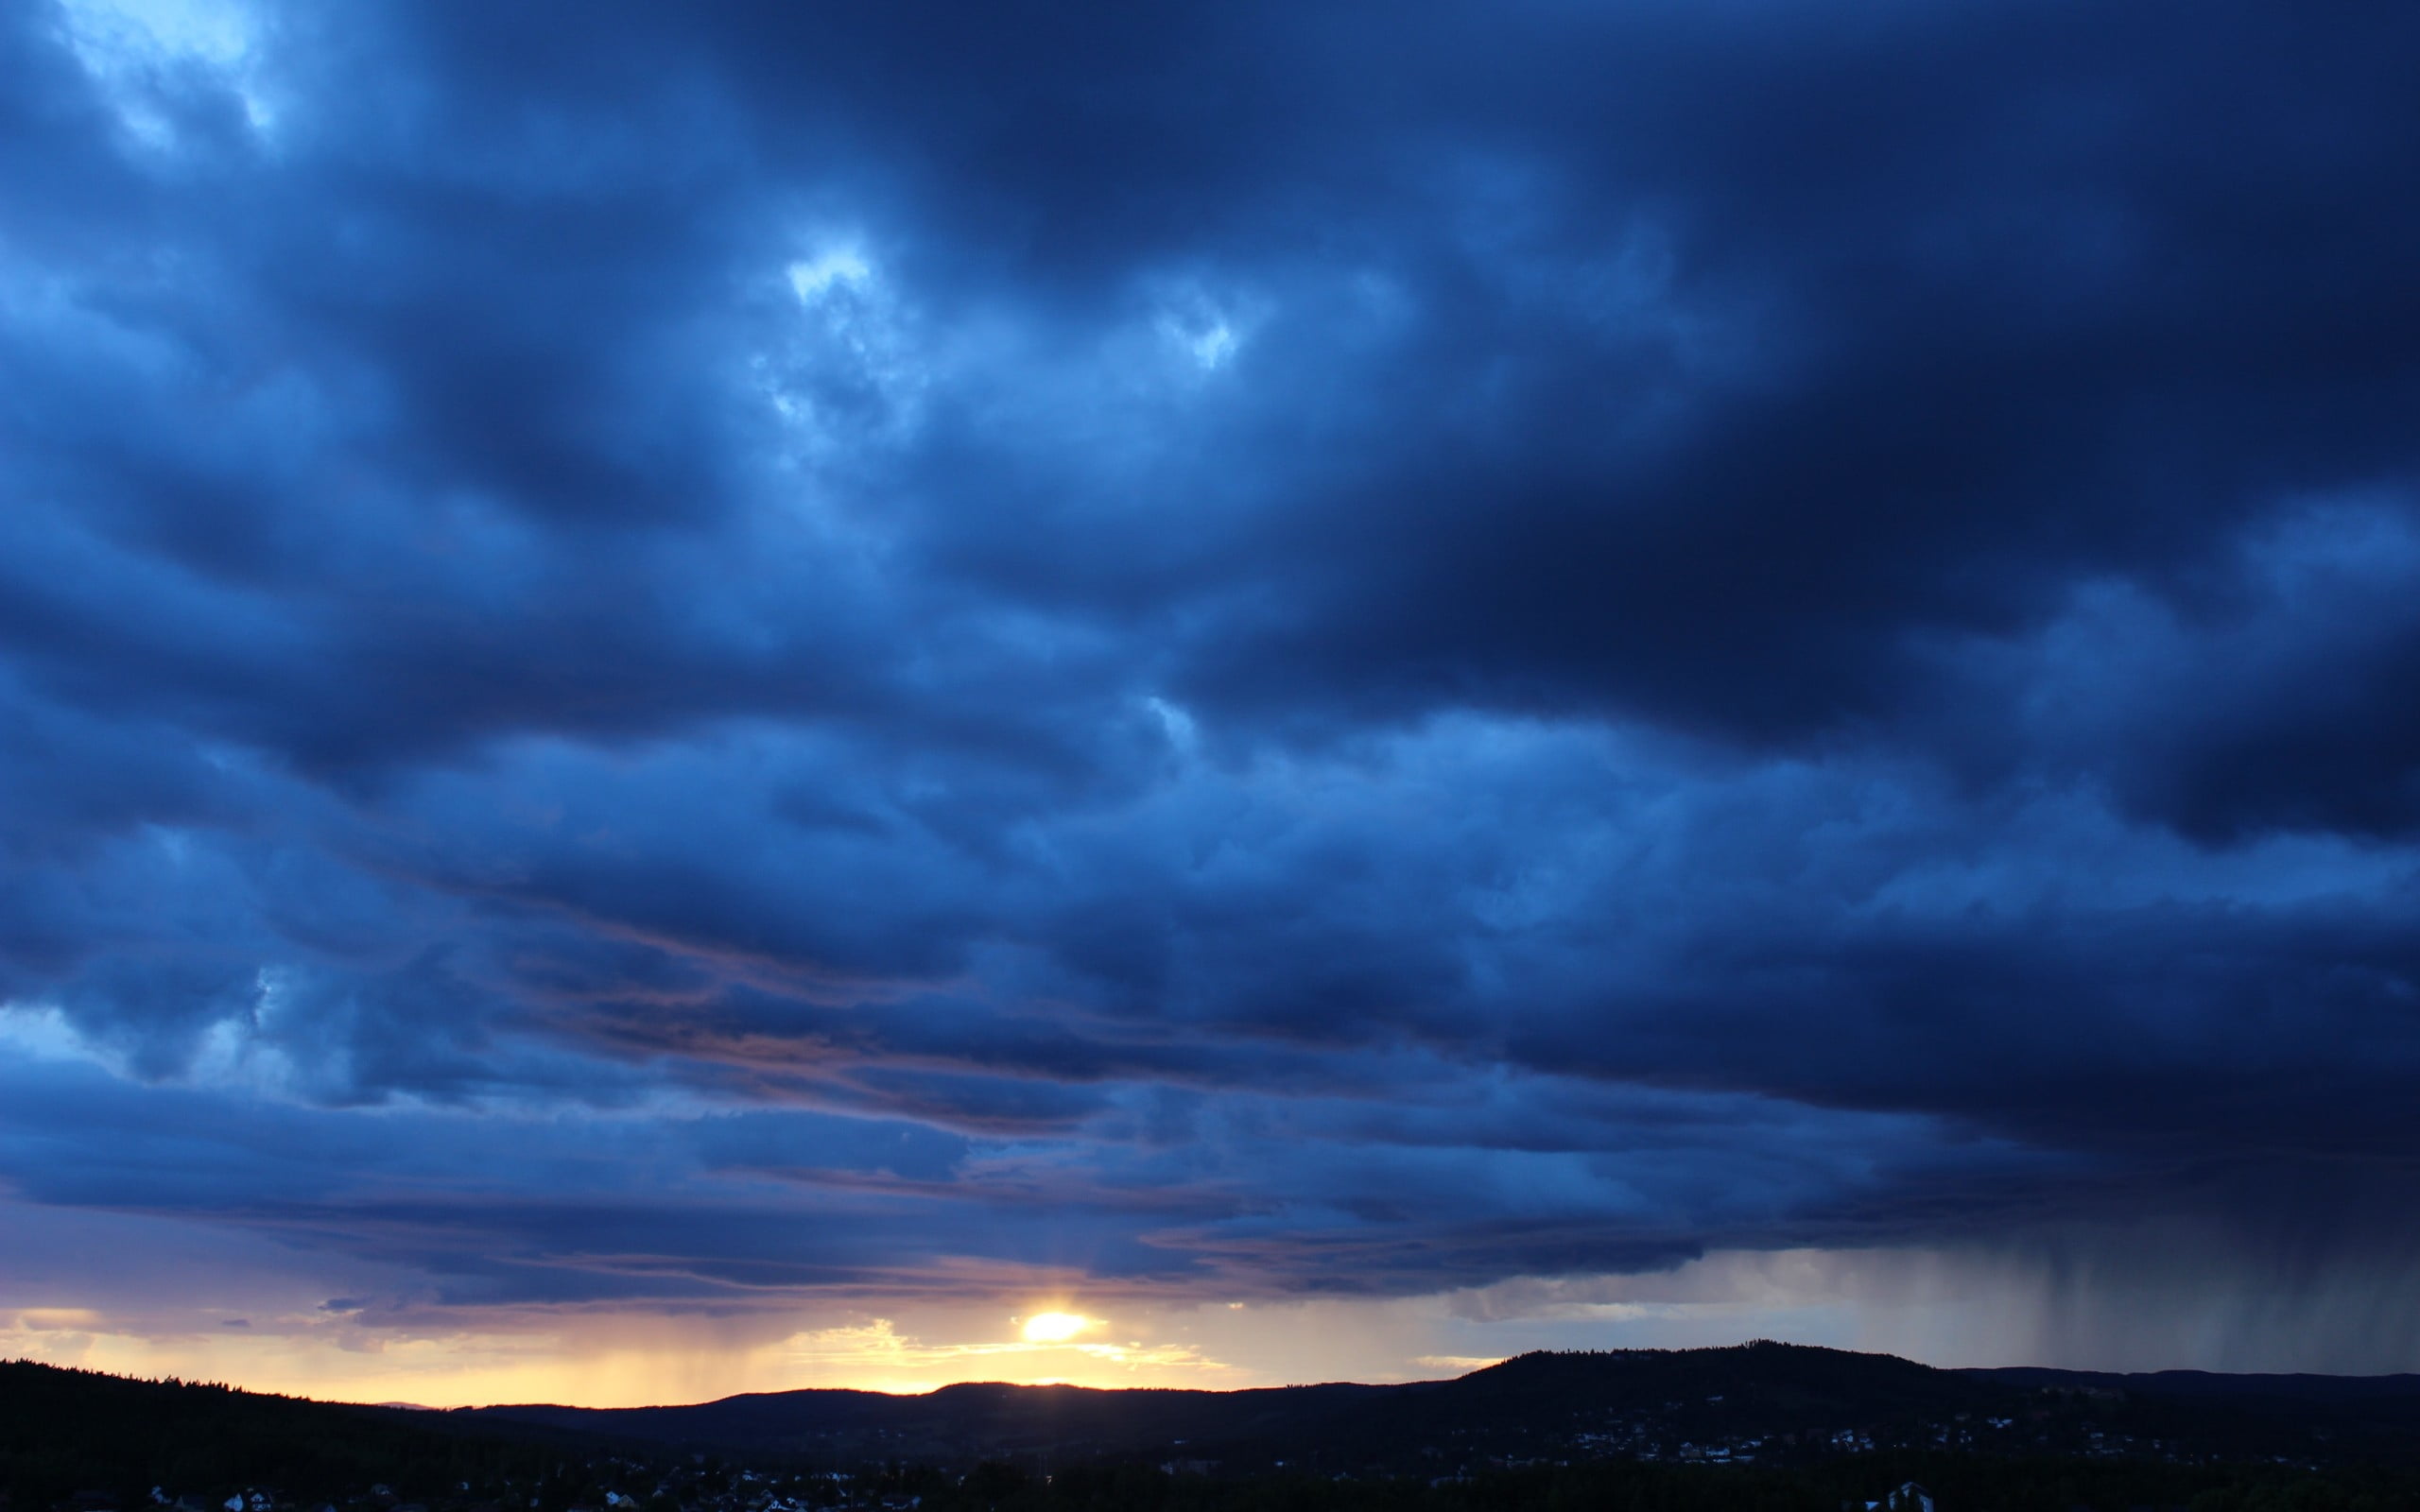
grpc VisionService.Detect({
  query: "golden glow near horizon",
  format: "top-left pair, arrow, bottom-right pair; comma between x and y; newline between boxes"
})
24,1247 -> 2147,1408
1,1304 -> 1210,1406
1018,1310 -> 1095,1344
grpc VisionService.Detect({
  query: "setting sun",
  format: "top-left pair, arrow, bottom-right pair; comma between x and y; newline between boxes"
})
1019,1311 -> 1094,1344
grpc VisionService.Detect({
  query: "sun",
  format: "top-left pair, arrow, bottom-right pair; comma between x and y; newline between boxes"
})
1019,1311 -> 1094,1344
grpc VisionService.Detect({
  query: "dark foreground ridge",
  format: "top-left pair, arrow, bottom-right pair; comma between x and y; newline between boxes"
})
9,1344 -> 2420,1512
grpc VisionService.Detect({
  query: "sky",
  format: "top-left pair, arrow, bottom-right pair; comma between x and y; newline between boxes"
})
4,0 -> 2420,1406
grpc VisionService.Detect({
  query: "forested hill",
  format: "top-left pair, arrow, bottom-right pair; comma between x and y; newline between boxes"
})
0,1361 -> 558,1511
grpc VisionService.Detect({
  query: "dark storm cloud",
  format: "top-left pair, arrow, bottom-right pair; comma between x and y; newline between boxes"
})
4,0 -> 2420,1349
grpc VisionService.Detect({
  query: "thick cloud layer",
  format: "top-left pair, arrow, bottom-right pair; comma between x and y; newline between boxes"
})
4,0 -> 2420,1373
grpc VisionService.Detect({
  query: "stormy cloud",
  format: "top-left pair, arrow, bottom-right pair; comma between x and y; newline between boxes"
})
3,0 -> 2418,1383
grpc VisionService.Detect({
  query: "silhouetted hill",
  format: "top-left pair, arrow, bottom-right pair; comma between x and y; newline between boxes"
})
470,1377 -> 1418,1465
13,1341 -> 2420,1512
459,1341 -> 2420,1469
0,1360 -> 562,1512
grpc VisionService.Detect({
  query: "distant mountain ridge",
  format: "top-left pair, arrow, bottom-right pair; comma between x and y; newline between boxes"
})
458,1341 -> 2420,1469
11,1342 -> 2420,1503
17,1348 -> 2420,1512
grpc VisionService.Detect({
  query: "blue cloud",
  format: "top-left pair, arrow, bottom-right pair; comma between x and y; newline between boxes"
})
3,0 -> 2419,1367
